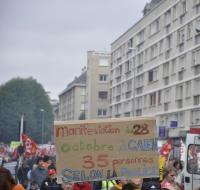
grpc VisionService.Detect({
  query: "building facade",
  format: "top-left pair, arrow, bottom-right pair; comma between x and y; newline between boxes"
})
86,51 -> 111,119
110,0 -> 200,141
58,71 -> 86,120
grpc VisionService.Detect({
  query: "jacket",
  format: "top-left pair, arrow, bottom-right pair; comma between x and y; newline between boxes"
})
40,178 -> 62,190
31,167 -> 48,187
73,182 -> 92,190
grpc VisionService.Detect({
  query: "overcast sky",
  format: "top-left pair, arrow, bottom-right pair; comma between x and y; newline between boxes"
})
0,0 -> 149,99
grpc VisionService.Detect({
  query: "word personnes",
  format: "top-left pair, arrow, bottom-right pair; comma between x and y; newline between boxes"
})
56,124 -> 120,138
120,165 -> 158,178
125,123 -> 150,135
62,167 -> 103,182
119,138 -> 157,151
61,139 -> 113,153
112,156 -> 154,167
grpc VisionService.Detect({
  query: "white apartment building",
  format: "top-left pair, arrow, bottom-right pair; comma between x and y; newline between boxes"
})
58,71 -> 86,120
110,0 -> 200,142
86,51 -> 111,119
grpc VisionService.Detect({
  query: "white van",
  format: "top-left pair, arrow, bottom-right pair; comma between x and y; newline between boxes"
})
184,133 -> 200,190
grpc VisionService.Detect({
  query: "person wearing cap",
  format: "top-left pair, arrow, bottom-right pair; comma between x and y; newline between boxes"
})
40,168 -> 62,190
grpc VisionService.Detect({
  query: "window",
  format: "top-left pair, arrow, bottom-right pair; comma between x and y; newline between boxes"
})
136,29 -> 145,45
159,40 -> 164,55
178,55 -> 186,71
149,18 -> 160,36
99,74 -> 108,82
116,65 -> 122,77
125,60 -> 131,73
150,43 -> 158,59
148,68 -> 158,82
128,38 -> 133,48
116,85 -> 121,95
137,65 -> 143,73
164,88 -> 171,103
150,92 -> 156,106
80,103 -> 85,111
137,52 -> 144,65
187,144 -> 200,174
191,109 -> 200,125
135,74 -> 143,88
180,0 -> 186,16
163,62 -> 169,77
99,58 -> 109,66
171,59 -> 176,74
98,91 -> 108,99
192,49 -> 200,66
194,95 -> 200,105
135,97 -> 143,109
144,49 -> 149,63
173,4 -> 178,21
98,109 -> 107,116
143,95 -> 147,108
194,0 -> 200,13
164,9 -> 171,26
176,85 -> 183,100
178,70 -> 184,81
185,81 -> 191,98
194,78 -> 200,96
158,90 -> 162,105
165,35 -> 172,50
187,22 -> 192,40
125,79 -> 132,92
177,28 -> 185,45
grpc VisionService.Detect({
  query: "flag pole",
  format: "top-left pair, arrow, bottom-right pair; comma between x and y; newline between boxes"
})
20,114 -> 24,143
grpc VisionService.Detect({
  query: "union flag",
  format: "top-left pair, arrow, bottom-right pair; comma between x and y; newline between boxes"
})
22,133 -> 37,155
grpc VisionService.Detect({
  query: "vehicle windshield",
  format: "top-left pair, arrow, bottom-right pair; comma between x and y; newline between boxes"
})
187,144 -> 200,175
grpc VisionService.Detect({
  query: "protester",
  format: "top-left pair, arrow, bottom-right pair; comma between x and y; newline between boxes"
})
122,183 -> 139,190
73,182 -> 92,190
40,168 -> 62,190
30,157 -> 48,188
61,181 -> 74,190
29,182 -> 40,190
173,160 -> 184,190
161,166 -> 180,190
0,166 -> 25,190
42,155 -> 51,169
110,180 -> 127,190
101,180 -> 116,190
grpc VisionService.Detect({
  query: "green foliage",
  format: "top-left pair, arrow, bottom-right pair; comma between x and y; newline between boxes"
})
0,77 -> 54,144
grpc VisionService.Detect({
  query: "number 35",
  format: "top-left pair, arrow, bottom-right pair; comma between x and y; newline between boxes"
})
82,154 -> 109,169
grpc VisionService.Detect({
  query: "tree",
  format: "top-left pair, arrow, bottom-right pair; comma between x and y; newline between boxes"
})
0,77 -> 54,143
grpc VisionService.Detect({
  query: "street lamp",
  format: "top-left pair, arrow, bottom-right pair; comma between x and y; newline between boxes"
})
40,109 -> 45,144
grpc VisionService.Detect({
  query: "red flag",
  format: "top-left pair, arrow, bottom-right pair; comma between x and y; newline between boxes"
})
160,140 -> 172,158
22,133 -> 37,155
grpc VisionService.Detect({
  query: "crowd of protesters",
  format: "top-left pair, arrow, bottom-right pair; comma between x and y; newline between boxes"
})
1,151 -> 194,190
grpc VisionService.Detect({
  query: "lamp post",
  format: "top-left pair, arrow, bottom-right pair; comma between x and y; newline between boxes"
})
40,109 -> 45,144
